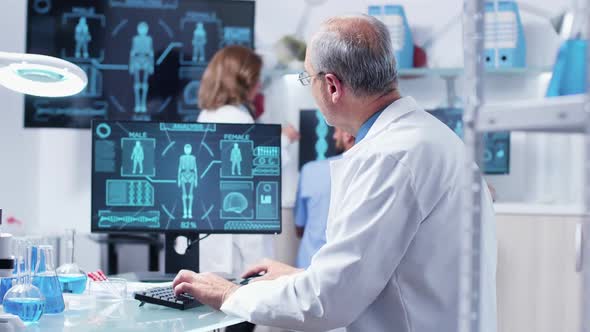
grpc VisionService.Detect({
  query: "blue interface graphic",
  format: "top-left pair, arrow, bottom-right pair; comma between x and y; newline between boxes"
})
92,121 -> 281,233
298,110 -> 339,170
26,0 -> 255,128
428,108 -> 510,174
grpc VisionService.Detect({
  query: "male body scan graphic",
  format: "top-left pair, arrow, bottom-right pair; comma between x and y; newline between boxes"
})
129,22 -> 155,113
75,17 -> 91,59
192,22 -> 207,63
178,144 -> 198,219
131,141 -> 144,174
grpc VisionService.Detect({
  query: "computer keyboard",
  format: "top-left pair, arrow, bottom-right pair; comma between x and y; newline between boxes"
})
134,275 -> 263,310
134,286 -> 202,310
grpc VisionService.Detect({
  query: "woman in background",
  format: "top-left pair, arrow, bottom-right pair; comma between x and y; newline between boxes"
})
198,46 -> 261,124
198,45 -> 299,140
197,45 -> 298,332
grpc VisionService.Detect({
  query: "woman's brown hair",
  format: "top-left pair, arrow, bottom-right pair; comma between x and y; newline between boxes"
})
198,45 -> 262,111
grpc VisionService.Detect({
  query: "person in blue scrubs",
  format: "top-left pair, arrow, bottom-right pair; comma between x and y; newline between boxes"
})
295,127 -> 355,268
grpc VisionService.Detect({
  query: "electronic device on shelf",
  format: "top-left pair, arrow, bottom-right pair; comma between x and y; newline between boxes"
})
428,108 -> 510,175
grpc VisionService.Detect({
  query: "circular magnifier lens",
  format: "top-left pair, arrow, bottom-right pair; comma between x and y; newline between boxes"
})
15,68 -> 66,83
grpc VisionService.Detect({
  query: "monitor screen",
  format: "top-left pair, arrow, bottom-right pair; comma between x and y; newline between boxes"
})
26,0 -> 255,128
91,121 -> 281,234
299,109 -> 340,169
299,108 -> 510,175
427,108 -> 510,174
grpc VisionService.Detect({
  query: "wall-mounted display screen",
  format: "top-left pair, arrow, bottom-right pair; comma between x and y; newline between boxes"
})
26,0 -> 255,128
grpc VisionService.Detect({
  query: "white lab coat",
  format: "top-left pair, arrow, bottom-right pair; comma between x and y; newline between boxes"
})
197,104 -> 289,275
221,96 -> 497,332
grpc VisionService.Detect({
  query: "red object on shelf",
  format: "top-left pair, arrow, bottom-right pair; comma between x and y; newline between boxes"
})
413,45 -> 427,68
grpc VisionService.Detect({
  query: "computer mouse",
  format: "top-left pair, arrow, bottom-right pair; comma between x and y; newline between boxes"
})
239,272 -> 265,285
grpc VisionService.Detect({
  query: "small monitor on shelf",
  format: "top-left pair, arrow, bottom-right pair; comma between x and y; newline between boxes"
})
299,108 -> 510,175
428,108 -> 510,175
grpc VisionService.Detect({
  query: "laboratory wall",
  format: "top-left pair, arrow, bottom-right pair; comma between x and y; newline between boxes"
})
0,1 -> 39,234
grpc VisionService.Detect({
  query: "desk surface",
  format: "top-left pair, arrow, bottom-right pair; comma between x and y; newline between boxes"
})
2,294 -> 244,332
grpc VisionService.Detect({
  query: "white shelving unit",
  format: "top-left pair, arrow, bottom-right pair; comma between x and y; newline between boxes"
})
267,66 -> 553,80
493,202 -> 586,216
478,94 -> 587,133
459,1 -> 590,332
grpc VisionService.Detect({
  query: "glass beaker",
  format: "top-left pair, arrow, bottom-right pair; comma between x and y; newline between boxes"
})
56,229 -> 86,294
3,243 -> 45,323
32,245 -> 65,314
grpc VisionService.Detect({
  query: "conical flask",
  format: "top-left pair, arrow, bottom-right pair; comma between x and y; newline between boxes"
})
56,229 -> 87,294
3,242 -> 45,322
32,245 -> 65,313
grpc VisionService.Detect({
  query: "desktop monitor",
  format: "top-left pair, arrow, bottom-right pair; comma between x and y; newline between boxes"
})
427,108 -> 510,174
26,0 -> 255,128
91,121 -> 282,234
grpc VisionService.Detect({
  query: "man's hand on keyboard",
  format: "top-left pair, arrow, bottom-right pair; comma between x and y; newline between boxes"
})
172,270 -> 239,310
242,259 -> 303,283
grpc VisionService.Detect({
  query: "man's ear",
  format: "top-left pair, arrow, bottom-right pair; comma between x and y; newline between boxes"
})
324,73 -> 343,104
344,131 -> 355,145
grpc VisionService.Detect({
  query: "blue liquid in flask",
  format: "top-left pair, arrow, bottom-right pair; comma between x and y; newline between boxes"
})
33,275 -> 65,313
3,298 -> 45,322
58,274 -> 87,294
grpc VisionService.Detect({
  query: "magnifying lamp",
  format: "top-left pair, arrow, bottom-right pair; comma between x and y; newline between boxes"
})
0,51 -> 88,97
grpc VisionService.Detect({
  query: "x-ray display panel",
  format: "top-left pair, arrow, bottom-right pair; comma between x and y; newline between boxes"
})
299,109 -> 340,169
91,121 -> 281,234
428,108 -> 510,174
26,0 -> 255,128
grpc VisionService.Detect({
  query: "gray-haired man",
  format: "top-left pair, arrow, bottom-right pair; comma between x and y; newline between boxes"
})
173,15 -> 497,332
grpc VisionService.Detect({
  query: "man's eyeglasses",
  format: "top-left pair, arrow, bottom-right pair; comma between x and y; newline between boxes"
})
298,71 -> 325,86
